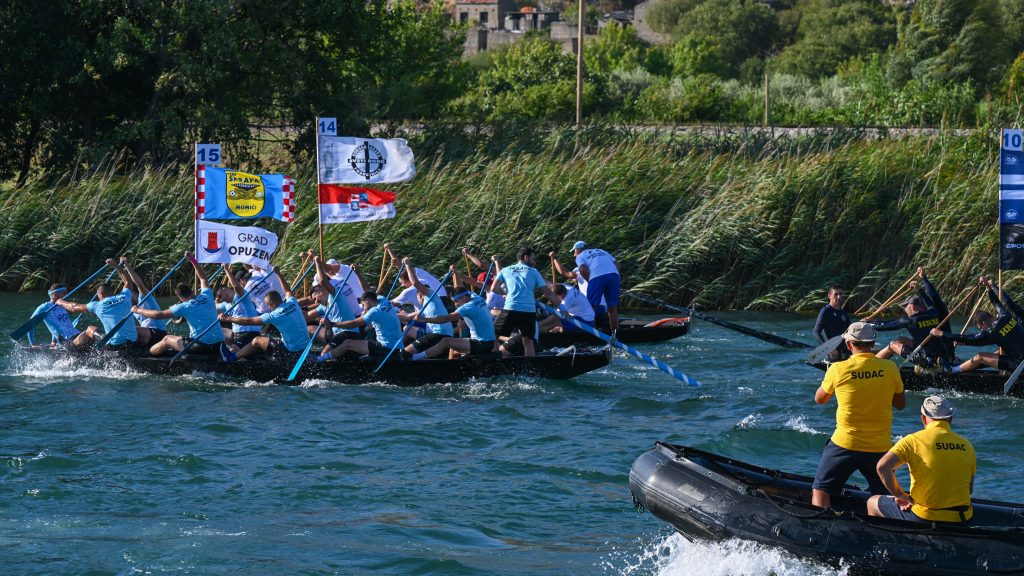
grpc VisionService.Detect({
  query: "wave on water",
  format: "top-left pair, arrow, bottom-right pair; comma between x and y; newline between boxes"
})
423,377 -> 545,401
735,413 -> 825,436
783,415 -> 825,436
613,533 -> 845,576
2,352 -> 141,383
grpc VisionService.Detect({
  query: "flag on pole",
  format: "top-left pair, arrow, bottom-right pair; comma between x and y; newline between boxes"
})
1000,129 -> 1024,269
317,136 -> 416,184
318,184 -> 396,224
195,220 -> 278,269
196,165 -> 296,222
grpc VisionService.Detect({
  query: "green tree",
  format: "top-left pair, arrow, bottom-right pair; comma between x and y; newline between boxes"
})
584,22 -> 645,75
887,0 -> 1010,90
774,0 -> 897,79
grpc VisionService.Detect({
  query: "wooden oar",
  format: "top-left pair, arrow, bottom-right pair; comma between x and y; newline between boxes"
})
853,273 -> 917,316
293,251 -> 312,288
286,266 -> 355,381
899,285 -> 980,367
95,256 -> 189,349
376,248 -> 389,292
624,291 -> 812,350
538,302 -> 701,386
960,294 -> 986,335
375,269 -> 453,372
9,263 -> 110,341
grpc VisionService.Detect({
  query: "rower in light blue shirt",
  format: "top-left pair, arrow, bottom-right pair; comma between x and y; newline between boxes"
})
409,277 -> 498,360
221,268 -> 313,359
55,257 -> 148,349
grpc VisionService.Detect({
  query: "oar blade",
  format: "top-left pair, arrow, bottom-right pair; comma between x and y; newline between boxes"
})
9,309 -> 52,341
1004,360 -> 1024,395
806,334 -> 845,364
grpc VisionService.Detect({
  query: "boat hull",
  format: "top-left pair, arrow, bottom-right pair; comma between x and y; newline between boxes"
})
808,361 -> 1022,397
17,346 -> 613,386
538,318 -> 688,347
629,443 -> 1024,576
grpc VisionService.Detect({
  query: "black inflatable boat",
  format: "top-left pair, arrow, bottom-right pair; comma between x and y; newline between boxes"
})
629,442 -> 1024,575
808,361 -> 1024,398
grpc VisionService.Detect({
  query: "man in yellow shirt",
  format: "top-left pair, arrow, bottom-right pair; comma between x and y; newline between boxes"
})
812,322 -> 906,509
867,396 -> 976,523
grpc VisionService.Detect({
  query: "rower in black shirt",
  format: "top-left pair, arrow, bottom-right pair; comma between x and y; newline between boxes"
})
868,267 -> 956,368
930,276 -> 1024,373
813,285 -> 851,360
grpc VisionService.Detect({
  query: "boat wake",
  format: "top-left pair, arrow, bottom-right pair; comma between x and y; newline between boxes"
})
2,351 -> 141,384
615,533 -> 845,576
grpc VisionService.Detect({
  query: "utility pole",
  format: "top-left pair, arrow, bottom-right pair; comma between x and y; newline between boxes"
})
575,0 -> 584,125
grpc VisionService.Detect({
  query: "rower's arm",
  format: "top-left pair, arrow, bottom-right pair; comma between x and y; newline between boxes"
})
875,452 -> 911,501
549,254 -> 575,279
423,312 -> 459,324
403,259 -> 430,296
489,257 -> 505,295
940,329 -> 996,347
997,287 -> 1024,322
223,314 -> 264,327
814,386 -> 832,405
313,257 -> 336,295
812,307 -> 829,344
121,258 -> 150,295
276,266 -> 294,299
108,258 -> 135,301
349,265 -> 367,294
868,317 -> 910,331
335,316 -> 367,329
920,276 -> 950,322
223,264 -> 245,296
892,391 -> 906,410
577,263 -> 591,282
462,248 -> 485,269
56,299 -> 88,314
540,285 -> 561,307
186,252 -> 210,291
131,306 -> 174,320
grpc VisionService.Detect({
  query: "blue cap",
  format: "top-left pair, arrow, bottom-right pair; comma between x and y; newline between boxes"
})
572,241 -> 587,251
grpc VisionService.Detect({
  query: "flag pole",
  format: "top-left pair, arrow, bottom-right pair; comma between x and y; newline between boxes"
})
316,117 -> 324,260
194,142 -> 200,294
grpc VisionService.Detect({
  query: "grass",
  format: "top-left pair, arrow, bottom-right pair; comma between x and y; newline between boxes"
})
0,125 -> 1013,313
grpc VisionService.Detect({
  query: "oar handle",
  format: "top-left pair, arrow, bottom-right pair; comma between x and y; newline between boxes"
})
900,284 -> 980,366
375,270 -> 453,372
478,262 -> 495,297
863,283 -> 916,322
383,266 -> 403,299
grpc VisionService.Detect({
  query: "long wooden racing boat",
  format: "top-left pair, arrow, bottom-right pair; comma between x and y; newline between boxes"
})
538,317 -> 689,347
630,442 -> 1024,576
808,361 -> 1022,397
17,346 -> 612,386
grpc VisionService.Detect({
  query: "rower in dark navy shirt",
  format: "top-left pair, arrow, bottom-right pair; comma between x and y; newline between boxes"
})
813,285 -> 851,360
930,276 -> 1024,373
868,268 -> 956,368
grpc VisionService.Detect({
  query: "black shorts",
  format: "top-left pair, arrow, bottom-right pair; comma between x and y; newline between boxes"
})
469,339 -> 495,355
266,338 -> 301,358
145,329 -> 168,348
105,339 -> 149,355
185,339 -> 222,356
233,331 -> 260,348
494,310 -> 537,339
329,330 -> 361,348
812,440 -> 888,496
411,333 -> 447,352
999,355 -> 1023,371
367,339 -> 401,360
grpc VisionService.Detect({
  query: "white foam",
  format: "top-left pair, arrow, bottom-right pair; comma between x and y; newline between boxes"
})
737,413 -> 761,428
5,354 -> 140,383
784,415 -> 825,436
616,533 -> 845,576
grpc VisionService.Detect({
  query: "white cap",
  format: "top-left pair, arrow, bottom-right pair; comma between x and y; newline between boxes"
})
325,259 -> 339,266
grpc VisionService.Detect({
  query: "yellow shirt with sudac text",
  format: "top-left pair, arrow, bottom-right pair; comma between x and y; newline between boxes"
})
891,420 -> 976,522
821,353 -> 904,453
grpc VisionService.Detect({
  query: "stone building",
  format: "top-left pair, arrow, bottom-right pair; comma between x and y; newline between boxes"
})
453,0 -> 515,29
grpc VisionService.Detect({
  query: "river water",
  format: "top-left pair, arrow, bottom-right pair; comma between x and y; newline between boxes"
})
1,292 -> 1020,575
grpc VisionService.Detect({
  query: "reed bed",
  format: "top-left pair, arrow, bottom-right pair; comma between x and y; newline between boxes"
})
0,128 -> 1011,312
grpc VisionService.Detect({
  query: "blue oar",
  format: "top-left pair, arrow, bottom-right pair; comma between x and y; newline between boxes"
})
167,270 -> 276,364
286,267 -> 356,381
538,302 -> 701,386
375,270 -> 454,372
72,268 -> 119,328
478,262 -> 495,297
95,256 -> 188,349
9,263 -> 109,341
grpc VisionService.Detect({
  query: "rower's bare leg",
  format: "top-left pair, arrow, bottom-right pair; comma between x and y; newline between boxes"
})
961,353 -> 998,372
236,336 -> 270,360
523,336 -> 535,357
608,305 -> 619,332
537,315 -> 560,332
326,339 -> 369,359
876,338 -> 910,360
136,327 -> 152,344
811,489 -> 831,509
150,335 -> 183,356
865,495 -> 884,517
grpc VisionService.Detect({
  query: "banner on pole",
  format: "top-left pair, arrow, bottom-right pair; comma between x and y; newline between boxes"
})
1000,129 -> 1024,269
196,165 -> 296,222
317,136 -> 415,184
194,220 -> 278,269
318,184 -> 396,224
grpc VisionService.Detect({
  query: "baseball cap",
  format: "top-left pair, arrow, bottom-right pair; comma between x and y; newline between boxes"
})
572,241 -> 587,251
842,321 -> 877,343
901,295 -> 925,308
476,272 -> 488,282
921,395 -> 955,420
325,259 -> 339,266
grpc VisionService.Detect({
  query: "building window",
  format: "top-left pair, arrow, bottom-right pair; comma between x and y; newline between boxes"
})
480,11 -> 488,24
460,11 -> 468,24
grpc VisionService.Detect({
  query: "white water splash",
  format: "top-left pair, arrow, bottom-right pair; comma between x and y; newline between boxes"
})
5,354 -> 140,383
616,533 -> 845,576
737,413 -> 761,428
784,415 -> 825,436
